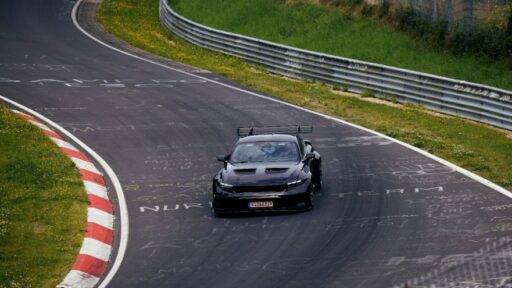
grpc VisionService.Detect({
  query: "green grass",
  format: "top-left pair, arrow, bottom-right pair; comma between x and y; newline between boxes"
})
98,0 -> 512,191
0,105 -> 87,288
169,0 -> 512,91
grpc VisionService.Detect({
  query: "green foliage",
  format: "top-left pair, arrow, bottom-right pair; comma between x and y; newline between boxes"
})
397,9 -> 512,60
402,102 -> 423,110
382,93 -> 397,103
0,105 -> 87,288
317,1 -> 512,64
508,8 -> 512,36
361,88 -> 374,97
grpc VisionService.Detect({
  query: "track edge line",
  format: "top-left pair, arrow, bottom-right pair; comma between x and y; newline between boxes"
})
0,93 -> 129,288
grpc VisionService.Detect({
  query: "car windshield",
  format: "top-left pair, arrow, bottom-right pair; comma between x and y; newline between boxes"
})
230,141 -> 299,163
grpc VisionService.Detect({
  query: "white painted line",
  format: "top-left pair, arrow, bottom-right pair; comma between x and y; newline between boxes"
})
84,181 -> 109,200
10,106 -> 117,287
71,157 -> 102,175
71,2 -> 130,287
11,107 -> 113,287
71,0 -> 511,201
0,94 -> 128,288
51,137 -> 79,151
79,237 -> 112,262
56,270 -> 100,288
88,207 -> 114,230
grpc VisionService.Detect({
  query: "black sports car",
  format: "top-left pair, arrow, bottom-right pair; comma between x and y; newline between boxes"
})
212,126 -> 322,215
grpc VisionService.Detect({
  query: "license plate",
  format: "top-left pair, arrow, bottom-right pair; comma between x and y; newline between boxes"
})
248,201 -> 273,208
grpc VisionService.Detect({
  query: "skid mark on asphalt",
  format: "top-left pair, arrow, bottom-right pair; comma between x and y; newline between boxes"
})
399,237 -> 512,288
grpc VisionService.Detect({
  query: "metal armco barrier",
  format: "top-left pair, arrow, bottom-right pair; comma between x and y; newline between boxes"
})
159,0 -> 512,130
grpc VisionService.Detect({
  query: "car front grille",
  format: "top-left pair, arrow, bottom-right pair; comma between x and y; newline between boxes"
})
232,184 -> 287,193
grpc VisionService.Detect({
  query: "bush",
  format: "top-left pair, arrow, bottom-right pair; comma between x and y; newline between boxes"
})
508,8 -> 512,36
337,2 -> 512,63
361,88 -> 374,97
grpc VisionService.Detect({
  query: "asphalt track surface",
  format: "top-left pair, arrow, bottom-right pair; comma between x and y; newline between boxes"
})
1,1 -> 512,287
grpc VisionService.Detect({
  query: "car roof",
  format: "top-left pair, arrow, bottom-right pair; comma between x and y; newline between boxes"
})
236,134 -> 299,144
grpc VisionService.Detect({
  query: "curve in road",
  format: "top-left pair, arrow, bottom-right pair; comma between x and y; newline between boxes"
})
1,0 -> 511,287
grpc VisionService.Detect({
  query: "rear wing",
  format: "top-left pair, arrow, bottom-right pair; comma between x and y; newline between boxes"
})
237,125 -> 313,137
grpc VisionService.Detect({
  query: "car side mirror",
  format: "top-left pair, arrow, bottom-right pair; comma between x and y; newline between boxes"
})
304,153 -> 315,162
217,155 -> 228,162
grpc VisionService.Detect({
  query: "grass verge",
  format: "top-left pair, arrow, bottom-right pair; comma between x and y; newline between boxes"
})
169,0 -> 512,91
98,0 -> 512,190
0,105 -> 87,288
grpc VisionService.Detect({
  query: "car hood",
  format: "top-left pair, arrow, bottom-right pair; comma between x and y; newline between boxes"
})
221,162 -> 302,186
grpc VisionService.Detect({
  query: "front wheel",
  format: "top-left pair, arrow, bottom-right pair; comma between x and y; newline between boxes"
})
308,192 -> 314,210
313,161 -> 322,190
212,208 -> 224,217
304,185 -> 315,211
212,195 -> 222,217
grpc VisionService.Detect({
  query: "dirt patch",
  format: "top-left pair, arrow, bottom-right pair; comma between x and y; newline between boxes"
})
330,88 -> 402,107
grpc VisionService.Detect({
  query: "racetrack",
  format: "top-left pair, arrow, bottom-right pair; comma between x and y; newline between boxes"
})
1,0 -> 512,287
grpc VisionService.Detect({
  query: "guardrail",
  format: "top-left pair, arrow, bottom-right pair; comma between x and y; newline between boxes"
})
159,0 -> 512,130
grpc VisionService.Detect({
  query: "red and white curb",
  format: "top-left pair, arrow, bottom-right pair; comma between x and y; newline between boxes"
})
13,110 -> 114,288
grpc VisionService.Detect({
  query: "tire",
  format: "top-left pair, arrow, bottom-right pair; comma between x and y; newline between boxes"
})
313,161 -> 322,190
212,195 -> 221,217
308,192 -> 314,211
315,180 -> 322,191
306,185 -> 315,211
212,209 -> 223,217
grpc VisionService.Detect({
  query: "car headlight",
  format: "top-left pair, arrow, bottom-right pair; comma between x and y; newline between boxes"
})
218,180 -> 233,189
287,179 -> 306,187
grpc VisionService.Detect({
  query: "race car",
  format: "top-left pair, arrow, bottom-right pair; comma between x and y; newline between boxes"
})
212,125 -> 322,215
